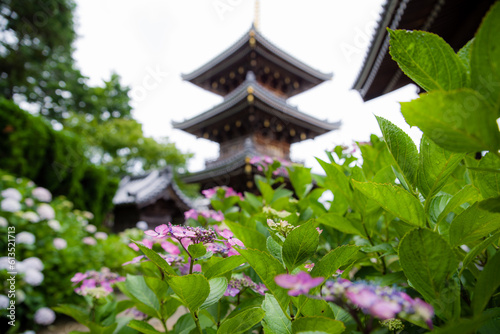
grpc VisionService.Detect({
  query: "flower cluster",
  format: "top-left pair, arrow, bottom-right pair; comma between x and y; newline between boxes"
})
225,274 -> 267,297
145,223 -> 217,245
267,219 -> 296,237
275,271 -> 324,296
202,186 -> 244,201
71,268 -> 125,299
34,307 -> 56,325
184,209 -> 224,222
322,279 -> 434,328
249,156 -> 291,176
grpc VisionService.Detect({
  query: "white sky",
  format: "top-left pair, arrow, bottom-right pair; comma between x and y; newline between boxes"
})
73,0 -> 422,173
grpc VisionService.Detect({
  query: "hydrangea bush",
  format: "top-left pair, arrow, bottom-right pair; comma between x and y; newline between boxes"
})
0,171 -> 136,333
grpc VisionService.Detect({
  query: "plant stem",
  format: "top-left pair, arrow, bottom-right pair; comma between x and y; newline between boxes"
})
189,257 -> 194,274
289,302 -> 295,320
217,300 -> 222,329
193,312 -> 203,334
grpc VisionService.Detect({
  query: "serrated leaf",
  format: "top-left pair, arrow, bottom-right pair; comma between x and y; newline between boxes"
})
125,274 -> 160,312
127,320 -> 163,334
200,277 -> 228,309
166,274 -> 210,312
262,294 -> 291,334
473,251 -> 500,315
292,316 -> 345,334
352,181 -> 425,227
133,240 -> 177,276
282,223 -> 319,271
310,245 -> 359,286
399,229 -> 458,305
238,249 -> 289,314
288,165 -> 313,199
470,2 -> 500,109
449,197 -> 500,247
401,89 -> 500,152
458,39 -> 473,77
418,135 -> 465,199
226,221 -> 266,251
470,152 -> 500,199
188,243 -> 207,259
436,184 -> 482,226
376,116 -> 419,187
460,230 -> 500,276
316,213 -> 363,236
316,158 -> 352,202
217,307 -> 265,334
267,236 -> 283,264
204,255 -> 246,279
388,29 -> 467,92
300,298 -> 336,318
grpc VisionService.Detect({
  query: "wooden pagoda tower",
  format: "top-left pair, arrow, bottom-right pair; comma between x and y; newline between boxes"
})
174,24 -> 340,192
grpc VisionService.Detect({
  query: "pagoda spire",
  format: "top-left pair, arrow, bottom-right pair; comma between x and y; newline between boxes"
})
254,0 -> 260,31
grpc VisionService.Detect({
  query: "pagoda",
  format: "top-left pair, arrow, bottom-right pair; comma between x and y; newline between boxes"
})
174,23 -> 340,192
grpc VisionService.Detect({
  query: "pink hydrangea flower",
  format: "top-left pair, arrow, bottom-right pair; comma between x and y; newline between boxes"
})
145,224 -> 170,238
82,237 -> 96,246
275,272 -> 324,296
184,209 -> 199,220
128,242 -> 140,251
161,241 -> 180,255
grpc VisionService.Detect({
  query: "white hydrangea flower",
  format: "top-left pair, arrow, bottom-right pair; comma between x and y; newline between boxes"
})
23,257 -> 44,271
16,261 -> 27,274
0,257 -> 8,269
37,204 -> 55,220
53,238 -> 67,250
136,221 -> 148,230
1,188 -> 22,201
24,198 -> 34,207
0,294 -> 9,309
82,237 -> 97,245
24,269 -> 44,286
47,219 -> 61,231
16,290 -> 25,303
1,198 -> 21,212
31,187 -> 52,202
16,232 -> 35,245
0,217 -> 8,227
83,211 -> 94,219
85,224 -> 97,233
34,307 -> 56,325
22,211 -> 40,223
94,232 -> 108,240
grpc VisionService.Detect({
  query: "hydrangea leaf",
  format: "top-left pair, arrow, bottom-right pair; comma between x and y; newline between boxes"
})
166,274 -> 210,312
292,316 -> 345,334
316,158 -> 352,202
417,135 -> 465,199
470,2 -> 500,109
310,245 -> 360,285
282,223 -> 319,271
400,89 -> 500,153
316,213 -> 363,236
435,184 -> 482,226
217,307 -> 265,334
469,152 -> 500,199
472,251 -> 500,315
288,165 -> 313,199
133,240 -> 177,276
376,116 -> 419,187
200,277 -> 228,310
261,293 -> 292,334
125,274 -> 160,313
226,221 -> 266,251
449,197 -> 500,247
399,229 -> 458,306
352,181 -> 425,227
204,255 -> 246,279
188,243 -> 207,259
388,29 -> 467,92
127,320 -> 163,334
238,249 -> 289,315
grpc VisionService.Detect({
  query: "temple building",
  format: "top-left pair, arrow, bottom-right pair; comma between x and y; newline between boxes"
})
112,17 -> 339,229
353,0 -> 495,101
175,25 -> 340,192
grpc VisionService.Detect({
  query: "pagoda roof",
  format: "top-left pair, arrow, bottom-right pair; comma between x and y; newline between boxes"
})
113,167 -> 207,210
172,73 -> 340,141
182,25 -> 332,97
352,0 -> 494,101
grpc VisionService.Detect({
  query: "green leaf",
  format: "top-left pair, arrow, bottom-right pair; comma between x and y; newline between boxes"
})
257,179 -> 275,204
401,89 -> 500,152
316,158 -> 352,202
127,320 -> 163,334
200,277 -> 228,310
204,255 -> 246,279
388,29 -> 467,92
316,213 -> 363,235
460,230 -> 500,276
288,166 -> 313,199
188,243 -> 207,259
166,274 -> 210,312
217,307 -> 265,334
238,249 -> 289,314
282,223 -> 319,271
472,249 -> 500,315
133,240 -> 177,276
261,294 -> 291,334
53,304 -> 89,326
310,245 -> 359,284
457,39 -> 473,77
299,299 -> 336,318
399,229 -> 458,304
226,221 -> 266,251
376,115 -> 419,187
418,135 -> 465,199
470,2 -> 500,109
436,184 -> 482,226
470,152 -> 500,199
352,181 -> 425,227
125,274 -> 160,312
87,323 -> 118,334
292,316 -> 345,334
449,197 -> 500,247
267,236 -> 283,264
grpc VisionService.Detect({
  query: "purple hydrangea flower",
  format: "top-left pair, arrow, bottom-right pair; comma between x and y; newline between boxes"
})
274,271 -> 324,296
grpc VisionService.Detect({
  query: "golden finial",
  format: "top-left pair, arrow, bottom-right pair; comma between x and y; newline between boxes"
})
254,0 -> 260,31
